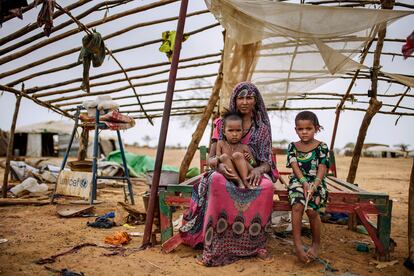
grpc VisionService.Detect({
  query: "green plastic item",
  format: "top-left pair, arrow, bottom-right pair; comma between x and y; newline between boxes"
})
185,167 -> 200,178
159,31 -> 189,62
107,150 -> 178,177
356,225 -> 369,235
356,242 -> 370,252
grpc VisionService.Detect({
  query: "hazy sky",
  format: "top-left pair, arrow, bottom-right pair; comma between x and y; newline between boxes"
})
0,0 -> 413,151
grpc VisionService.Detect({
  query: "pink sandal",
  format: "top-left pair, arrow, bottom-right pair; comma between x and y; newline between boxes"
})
257,249 -> 273,263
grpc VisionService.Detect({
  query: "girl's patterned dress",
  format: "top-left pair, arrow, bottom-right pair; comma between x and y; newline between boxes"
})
286,142 -> 330,211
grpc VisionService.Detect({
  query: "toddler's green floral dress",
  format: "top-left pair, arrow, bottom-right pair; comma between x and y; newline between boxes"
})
286,142 -> 330,211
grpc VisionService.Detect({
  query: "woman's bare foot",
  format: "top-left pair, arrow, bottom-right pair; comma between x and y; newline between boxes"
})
306,244 -> 319,260
295,247 -> 309,263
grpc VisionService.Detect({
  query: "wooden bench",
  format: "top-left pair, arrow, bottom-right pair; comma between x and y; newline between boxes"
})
158,146 -> 393,260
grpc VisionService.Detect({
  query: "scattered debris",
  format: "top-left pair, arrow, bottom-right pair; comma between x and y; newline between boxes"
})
0,239 -> 8,244
370,260 -> 399,269
404,258 -> 414,271
355,242 -> 370,252
35,243 -> 99,264
128,232 -> 144,237
44,266 -> 85,276
0,198 -> 49,207
122,223 -> 136,229
10,177 -> 48,197
356,225 -> 369,235
104,231 -> 131,246
35,243 -> 131,265
116,202 -> 146,225
56,204 -> 94,218
87,212 -> 115,229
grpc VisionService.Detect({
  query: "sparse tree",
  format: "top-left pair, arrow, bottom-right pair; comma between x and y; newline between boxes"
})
395,143 -> 410,153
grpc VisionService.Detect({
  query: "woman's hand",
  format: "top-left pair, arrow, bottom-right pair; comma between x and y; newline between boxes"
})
209,157 -> 219,170
217,163 -> 238,180
247,167 -> 262,186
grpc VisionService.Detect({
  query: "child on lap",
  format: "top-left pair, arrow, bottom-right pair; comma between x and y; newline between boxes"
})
211,111 -> 256,188
287,111 -> 329,263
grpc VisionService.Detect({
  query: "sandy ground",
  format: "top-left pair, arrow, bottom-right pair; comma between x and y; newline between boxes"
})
0,147 -> 413,276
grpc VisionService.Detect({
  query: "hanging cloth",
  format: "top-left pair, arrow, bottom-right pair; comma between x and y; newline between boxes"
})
37,0 -> 55,37
78,30 -> 106,93
402,31 -> 414,59
159,31 -> 189,62
0,0 -> 28,26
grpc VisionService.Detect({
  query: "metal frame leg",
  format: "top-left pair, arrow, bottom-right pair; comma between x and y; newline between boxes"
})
51,106 -> 81,203
117,130 -> 135,205
90,108 -> 100,205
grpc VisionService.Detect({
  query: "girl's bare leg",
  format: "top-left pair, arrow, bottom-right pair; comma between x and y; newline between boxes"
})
292,203 -> 309,263
231,152 -> 250,188
305,208 -> 321,260
219,154 -> 244,187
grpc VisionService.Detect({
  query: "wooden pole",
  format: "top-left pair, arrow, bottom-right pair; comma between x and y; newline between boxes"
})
32,60 -> 219,96
0,0 -> 179,66
25,54 -> 219,94
408,158 -> 414,265
43,73 -> 217,103
330,36 -> 375,151
77,127 -> 89,161
0,85 -> 72,119
346,98 -> 382,183
2,90 -> 23,198
141,0 -> 189,248
0,0 -> 95,55
178,44 -> 225,182
346,0 -> 393,184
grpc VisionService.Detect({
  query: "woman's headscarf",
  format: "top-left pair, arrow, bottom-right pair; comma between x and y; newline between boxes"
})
229,82 -> 271,128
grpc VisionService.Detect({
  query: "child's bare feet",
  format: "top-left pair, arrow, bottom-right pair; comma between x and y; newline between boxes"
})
306,244 -> 319,260
295,246 -> 309,263
237,180 -> 245,188
243,180 -> 251,189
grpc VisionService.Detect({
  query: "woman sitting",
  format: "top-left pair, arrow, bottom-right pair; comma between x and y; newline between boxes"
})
179,82 -> 278,266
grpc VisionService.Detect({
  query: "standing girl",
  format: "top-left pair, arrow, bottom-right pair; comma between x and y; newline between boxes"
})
287,111 -> 329,263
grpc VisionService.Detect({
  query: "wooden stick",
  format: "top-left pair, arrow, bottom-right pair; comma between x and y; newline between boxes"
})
31,60 -> 219,96
54,3 -> 154,125
4,21 -> 220,85
43,73 -> 217,103
409,158 -> 414,264
0,199 -> 50,206
0,0 -> 180,66
58,89 -> 414,109
120,105 -> 210,113
2,88 -> 22,198
0,0 -> 97,54
108,97 -> 210,109
44,72 -> 409,104
0,85 -> 72,119
330,33 -> 375,150
1,1 -> 38,23
77,127 -> 89,161
179,35 -> 225,182
132,105 -> 414,119
391,86 -> 411,113
57,85 -> 213,108
347,0 -> 394,184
